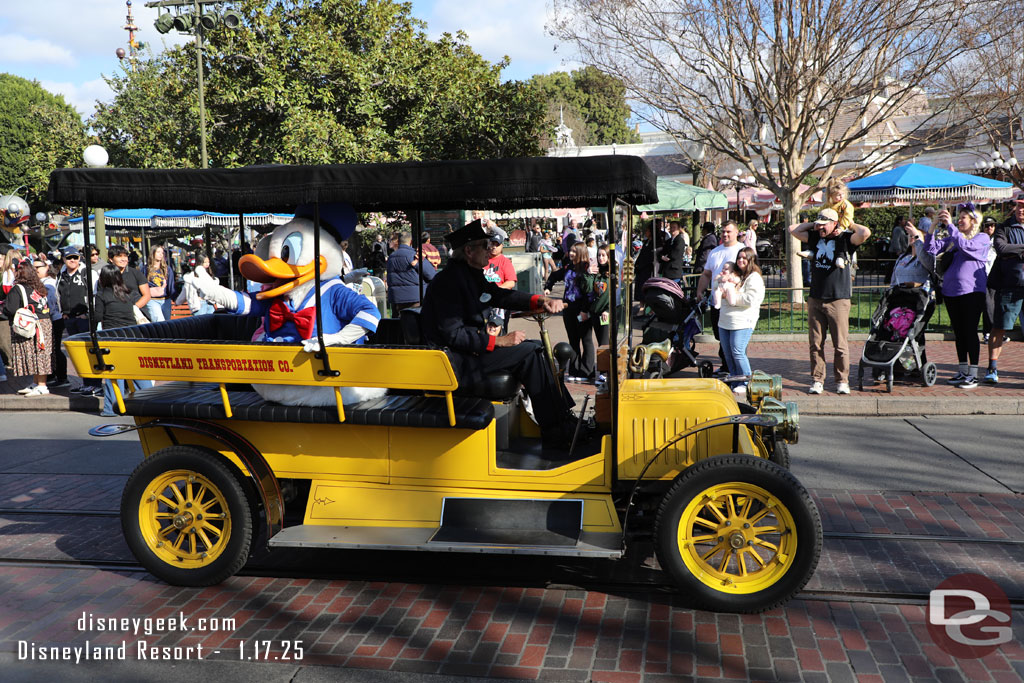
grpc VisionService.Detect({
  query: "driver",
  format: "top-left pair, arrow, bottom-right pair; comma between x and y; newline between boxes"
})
420,220 -> 578,448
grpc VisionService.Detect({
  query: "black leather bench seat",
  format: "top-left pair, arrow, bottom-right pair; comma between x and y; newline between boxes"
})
121,382 -> 494,430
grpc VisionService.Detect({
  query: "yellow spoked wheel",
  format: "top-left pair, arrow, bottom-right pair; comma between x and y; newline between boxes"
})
122,446 -> 252,587
676,482 -> 797,594
139,470 -> 232,567
655,455 -> 821,613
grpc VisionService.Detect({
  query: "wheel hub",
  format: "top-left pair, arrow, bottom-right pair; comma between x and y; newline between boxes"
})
728,531 -> 746,549
172,511 -> 194,529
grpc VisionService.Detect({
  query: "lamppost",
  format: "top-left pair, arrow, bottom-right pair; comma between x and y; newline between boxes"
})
148,0 -> 241,168
720,169 -> 756,223
83,144 -> 109,261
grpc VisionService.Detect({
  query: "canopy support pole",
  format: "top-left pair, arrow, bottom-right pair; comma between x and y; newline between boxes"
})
312,202 -> 339,378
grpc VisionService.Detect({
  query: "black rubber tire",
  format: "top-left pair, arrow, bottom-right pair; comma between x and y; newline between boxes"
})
121,445 -> 253,587
654,455 -> 822,613
921,362 -> 937,387
770,440 -> 791,469
698,360 -> 715,378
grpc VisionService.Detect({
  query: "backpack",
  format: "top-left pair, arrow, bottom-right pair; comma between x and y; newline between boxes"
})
11,285 -> 40,339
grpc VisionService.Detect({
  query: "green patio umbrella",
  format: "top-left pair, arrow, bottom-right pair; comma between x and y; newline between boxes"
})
636,178 -> 729,212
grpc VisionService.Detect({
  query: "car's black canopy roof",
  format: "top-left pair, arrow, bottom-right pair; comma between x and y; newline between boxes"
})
48,155 -> 657,212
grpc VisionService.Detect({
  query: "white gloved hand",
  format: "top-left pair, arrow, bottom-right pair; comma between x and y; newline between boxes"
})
194,267 -> 238,310
301,323 -> 368,353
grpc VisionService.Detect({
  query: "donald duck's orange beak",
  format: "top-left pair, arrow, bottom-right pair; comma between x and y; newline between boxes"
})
239,254 -> 328,300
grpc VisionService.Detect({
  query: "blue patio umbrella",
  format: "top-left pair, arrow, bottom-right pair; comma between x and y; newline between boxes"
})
846,163 -> 1014,204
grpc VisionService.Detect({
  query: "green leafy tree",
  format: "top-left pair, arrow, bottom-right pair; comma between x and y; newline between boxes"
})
530,67 -> 641,147
91,0 -> 547,168
0,73 -> 87,207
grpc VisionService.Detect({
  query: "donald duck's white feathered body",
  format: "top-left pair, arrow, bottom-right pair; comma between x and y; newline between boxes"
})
197,205 -> 387,407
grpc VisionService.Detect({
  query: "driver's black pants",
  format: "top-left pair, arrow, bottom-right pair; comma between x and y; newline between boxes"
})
448,340 -> 574,430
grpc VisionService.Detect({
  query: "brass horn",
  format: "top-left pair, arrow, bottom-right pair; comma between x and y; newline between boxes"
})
629,338 -> 673,374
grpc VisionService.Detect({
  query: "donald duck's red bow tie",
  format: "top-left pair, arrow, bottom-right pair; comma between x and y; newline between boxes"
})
268,301 -> 316,339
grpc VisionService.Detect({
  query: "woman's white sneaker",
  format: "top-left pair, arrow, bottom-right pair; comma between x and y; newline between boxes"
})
24,384 -> 49,396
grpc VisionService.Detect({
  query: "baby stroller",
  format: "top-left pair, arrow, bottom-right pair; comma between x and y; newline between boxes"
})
857,284 -> 937,392
635,277 -> 714,378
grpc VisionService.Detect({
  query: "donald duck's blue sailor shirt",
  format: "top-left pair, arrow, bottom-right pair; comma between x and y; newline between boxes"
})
231,278 -> 381,342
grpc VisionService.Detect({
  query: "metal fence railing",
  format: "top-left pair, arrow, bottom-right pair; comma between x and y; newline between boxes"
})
755,286 -> 950,335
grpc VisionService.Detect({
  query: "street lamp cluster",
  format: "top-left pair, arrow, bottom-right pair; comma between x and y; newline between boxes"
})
974,150 -> 1019,173
720,169 -> 756,221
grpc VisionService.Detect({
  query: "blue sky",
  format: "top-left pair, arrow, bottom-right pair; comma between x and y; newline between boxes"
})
0,0 -> 574,119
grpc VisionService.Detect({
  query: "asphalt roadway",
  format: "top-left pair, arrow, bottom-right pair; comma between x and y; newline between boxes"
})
0,411 -> 1020,681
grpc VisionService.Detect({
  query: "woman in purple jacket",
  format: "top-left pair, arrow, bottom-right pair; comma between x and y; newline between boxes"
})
924,204 -> 989,388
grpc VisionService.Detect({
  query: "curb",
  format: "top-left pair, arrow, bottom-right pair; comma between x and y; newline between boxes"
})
0,394 -> 101,413
786,395 -> 1024,416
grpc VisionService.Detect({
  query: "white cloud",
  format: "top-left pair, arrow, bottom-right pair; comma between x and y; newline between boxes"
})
0,36 -> 74,66
39,78 -> 112,119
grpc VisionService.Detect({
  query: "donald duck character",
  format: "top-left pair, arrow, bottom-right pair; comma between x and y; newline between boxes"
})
196,203 -> 387,407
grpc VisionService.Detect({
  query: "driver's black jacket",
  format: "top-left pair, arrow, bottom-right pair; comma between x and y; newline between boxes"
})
420,258 -> 539,354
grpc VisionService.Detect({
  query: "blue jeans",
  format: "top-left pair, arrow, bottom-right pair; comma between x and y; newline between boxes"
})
719,326 -> 754,381
102,378 -> 154,416
145,298 -> 171,323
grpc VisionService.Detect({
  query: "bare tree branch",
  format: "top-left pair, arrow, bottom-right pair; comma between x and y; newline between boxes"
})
551,0 -> 997,293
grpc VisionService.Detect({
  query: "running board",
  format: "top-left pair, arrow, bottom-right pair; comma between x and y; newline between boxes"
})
268,525 -> 623,558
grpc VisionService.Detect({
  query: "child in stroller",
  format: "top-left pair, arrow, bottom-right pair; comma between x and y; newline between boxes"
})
636,277 -> 713,378
858,284 -> 937,392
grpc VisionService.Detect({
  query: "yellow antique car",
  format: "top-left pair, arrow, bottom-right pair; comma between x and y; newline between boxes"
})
51,156 -> 818,613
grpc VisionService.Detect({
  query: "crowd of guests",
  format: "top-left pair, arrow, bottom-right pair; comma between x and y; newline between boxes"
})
4,196 -> 1023,408
0,241 -> 226,405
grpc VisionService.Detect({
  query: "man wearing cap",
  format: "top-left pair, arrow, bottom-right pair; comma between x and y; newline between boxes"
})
790,208 -> 871,394
983,201 -> 1024,384
57,246 -> 102,394
420,220 -> 578,449
421,232 -> 442,269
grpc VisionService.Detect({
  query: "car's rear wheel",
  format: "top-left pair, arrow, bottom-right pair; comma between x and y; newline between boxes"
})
655,455 -> 821,612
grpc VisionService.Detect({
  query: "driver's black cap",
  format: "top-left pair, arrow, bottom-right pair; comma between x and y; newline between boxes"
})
446,219 -> 489,249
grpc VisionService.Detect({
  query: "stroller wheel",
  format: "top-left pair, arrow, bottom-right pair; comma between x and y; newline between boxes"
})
921,362 -> 937,387
697,360 -> 714,378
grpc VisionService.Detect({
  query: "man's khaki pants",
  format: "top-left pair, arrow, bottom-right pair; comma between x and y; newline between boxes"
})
807,297 -> 852,384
